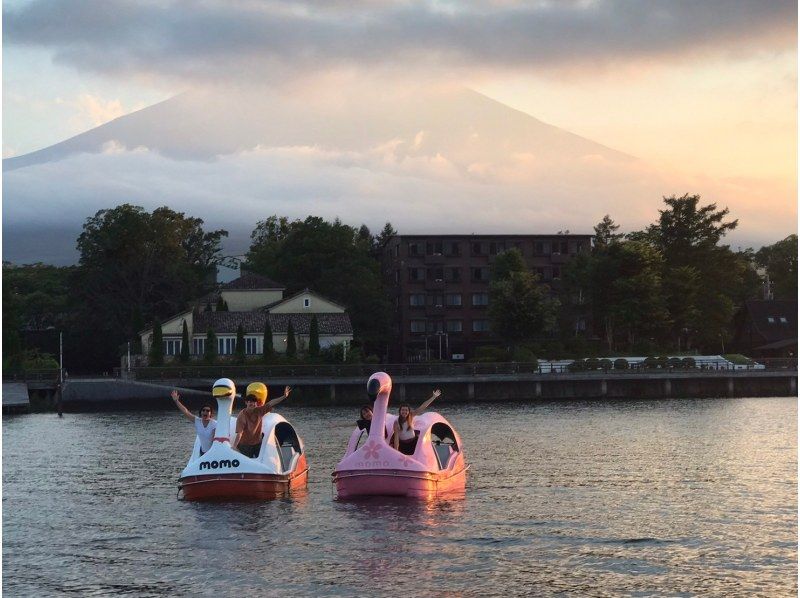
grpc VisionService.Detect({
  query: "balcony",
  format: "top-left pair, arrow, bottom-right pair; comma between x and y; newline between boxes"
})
424,253 -> 445,265
425,279 -> 446,291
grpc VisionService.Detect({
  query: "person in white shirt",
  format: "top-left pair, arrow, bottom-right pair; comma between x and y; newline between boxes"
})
391,389 -> 441,455
171,390 -> 217,455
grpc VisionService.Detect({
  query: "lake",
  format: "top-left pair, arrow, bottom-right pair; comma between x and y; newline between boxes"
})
3,397 -> 796,596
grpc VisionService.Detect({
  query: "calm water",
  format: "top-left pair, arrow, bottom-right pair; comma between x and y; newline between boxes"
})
3,397 -> 797,597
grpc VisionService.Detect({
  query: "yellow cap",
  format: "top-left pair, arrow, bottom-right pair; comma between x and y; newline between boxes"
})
245,382 -> 268,405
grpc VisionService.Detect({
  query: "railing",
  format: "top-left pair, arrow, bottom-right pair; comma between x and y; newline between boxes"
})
129,358 -> 797,381
2,369 -> 63,383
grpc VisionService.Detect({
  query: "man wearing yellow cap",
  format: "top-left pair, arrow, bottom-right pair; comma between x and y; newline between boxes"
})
232,382 -> 292,458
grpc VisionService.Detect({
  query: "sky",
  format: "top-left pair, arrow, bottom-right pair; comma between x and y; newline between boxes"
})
2,0 -> 797,261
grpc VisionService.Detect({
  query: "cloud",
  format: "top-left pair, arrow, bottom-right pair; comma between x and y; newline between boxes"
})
4,0 -> 795,85
3,139 -> 793,266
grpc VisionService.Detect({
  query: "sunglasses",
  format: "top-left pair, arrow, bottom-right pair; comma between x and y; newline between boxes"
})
201,409 -> 212,414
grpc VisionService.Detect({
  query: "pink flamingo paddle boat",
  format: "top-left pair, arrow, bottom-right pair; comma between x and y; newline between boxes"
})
333,372 -> 468,499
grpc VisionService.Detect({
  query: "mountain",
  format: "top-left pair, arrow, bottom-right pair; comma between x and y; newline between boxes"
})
4,84 -> 658,265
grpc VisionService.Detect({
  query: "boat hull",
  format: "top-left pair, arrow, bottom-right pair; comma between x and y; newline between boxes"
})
180,467 -> 308,500
334,466 -> 468,499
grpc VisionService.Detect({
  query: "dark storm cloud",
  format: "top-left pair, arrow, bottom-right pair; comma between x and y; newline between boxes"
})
4,0 -> 795,82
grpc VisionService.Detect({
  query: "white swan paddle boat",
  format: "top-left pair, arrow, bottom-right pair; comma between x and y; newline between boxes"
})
178,378 -> 308,500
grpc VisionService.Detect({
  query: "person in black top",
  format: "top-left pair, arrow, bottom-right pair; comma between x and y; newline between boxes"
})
356,405 -> 373,433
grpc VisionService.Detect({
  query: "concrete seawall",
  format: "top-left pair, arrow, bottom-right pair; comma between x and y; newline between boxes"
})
56,370 -> 798,411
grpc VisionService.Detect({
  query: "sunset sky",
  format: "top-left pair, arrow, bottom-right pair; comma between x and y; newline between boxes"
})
2,0 -> 797,261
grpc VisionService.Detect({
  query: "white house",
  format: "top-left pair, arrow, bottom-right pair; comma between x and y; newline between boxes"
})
139,273 -> 353,360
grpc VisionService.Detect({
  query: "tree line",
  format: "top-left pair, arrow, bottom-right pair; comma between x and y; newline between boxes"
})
2,196 -> 796,372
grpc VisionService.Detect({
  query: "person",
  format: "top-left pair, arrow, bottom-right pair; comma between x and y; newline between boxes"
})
356,405 -> 373,432
171,390 -> 217,456
232,382 -> 292,458
391,389 -> 442,455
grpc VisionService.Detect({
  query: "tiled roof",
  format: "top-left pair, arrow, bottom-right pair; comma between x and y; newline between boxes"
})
193,311 -> 352,335
744,300 -> 797,343
222,273 -> 284,291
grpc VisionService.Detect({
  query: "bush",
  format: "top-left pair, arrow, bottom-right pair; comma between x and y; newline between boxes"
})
364,354 -> 380,364
472,346 -> 508,362
657,356 -> 670,369
511,346 -> 536,362
613,358 -> 629,370
643,356 -> 659,369
585,358 -> 600,371
681,357 -> 696,369
21,350 -> 59,370
667,357 -> 682,369
599,358 -> 613,371
567,360 -> 585,372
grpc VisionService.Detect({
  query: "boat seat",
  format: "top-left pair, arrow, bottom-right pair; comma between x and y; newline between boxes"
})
433,442 -> 453,469
279,444 -> 297,472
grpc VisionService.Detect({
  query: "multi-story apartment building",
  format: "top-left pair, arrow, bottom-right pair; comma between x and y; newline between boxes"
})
382,234 -> 593,362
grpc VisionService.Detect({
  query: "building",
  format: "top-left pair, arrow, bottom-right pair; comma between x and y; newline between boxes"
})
139,273 -> 353,361
732,300 -> 797,358
381,234 -> 592,361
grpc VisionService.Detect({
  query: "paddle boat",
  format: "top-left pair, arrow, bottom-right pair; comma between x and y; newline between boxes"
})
333,372 -> 468,499
179,378 -> 308,500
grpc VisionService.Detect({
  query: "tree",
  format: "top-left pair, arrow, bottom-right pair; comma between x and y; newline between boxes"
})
180,320 -> 190,363
491,248 -> 527,281
308,315 -> 320,357
204,300 -> 213,312
149,319 -> 164,366
756,235 -> 797,301
71,204 -> 227,370
593,215 -> 623,252
216,296 -> 229,311
244,215 -> 391,352
489,268 -> 560,348
645,194 -> 737,266
204,327 -> 217,363
235,324 -> 246,364
262,318 -> 275,362
286,320 -> 297,358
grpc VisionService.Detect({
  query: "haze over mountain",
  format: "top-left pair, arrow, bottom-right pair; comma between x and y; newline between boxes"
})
1,84 -> 785,264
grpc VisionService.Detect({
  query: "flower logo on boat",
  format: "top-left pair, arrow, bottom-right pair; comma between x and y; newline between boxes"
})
363,441 -> 382,460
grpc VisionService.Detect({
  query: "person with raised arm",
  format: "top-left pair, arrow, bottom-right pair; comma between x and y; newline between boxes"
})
391,389 -> 442,455
171,390 -> 217,456
232,383 -> 292,458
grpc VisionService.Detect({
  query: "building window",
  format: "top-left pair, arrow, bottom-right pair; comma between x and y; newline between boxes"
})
780,317 -> 788,324
426,320 -> 444,333
192,338 -> 205,356
245,337 -> 259,354
303,298 -> 311,308
218,337 -> 236,355
551,241 -> 560,254
489,242 -> 506,255
426,294 -> 444,307
575,318 -> 587,331
471,242 -> 487,256
534,241 -> 546,255
163,339 -> 181,356
472,293 -> 489,306
446,320 -> 463,333
426,241 -> 443,255
410,320 -> 426,333
445,293 -> 462,306
471,267 -> 490,282
408,267 -> 425,282
444,241 -> 461,256
552,266 -> 561,280
428,267 -> 444,281
409,294 -> 425,307
472,320 -> 490,332
445,267 -> 461,282
408,242 -> 424,256
395,269 -> 400,283
767,317 -> 776,324
560,240 -> 568,254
